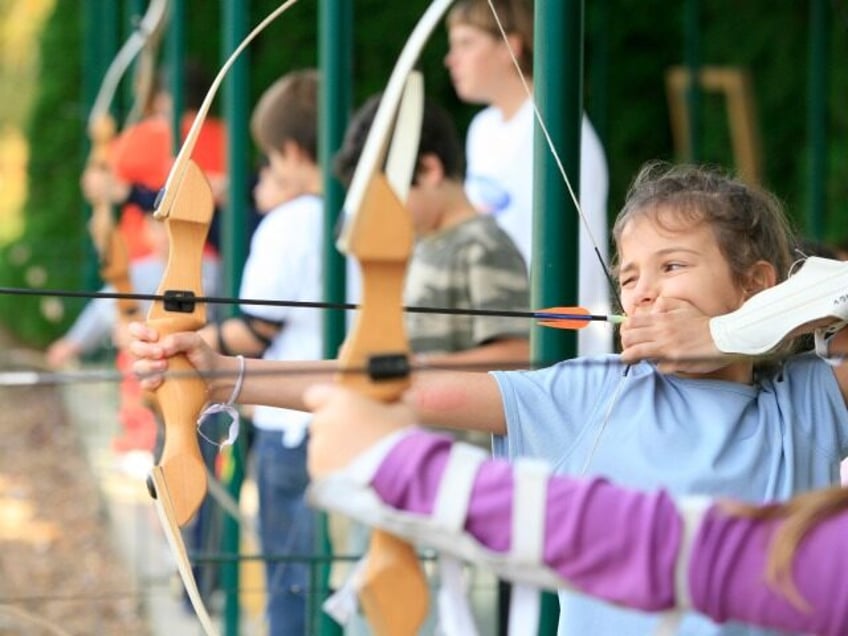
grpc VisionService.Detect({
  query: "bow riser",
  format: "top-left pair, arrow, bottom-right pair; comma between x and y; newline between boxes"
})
337,170 -> 427,636
338,175 -> 413,400
332,3 -> 456,631
146,159 -> 213,527
86,112 -> 138,321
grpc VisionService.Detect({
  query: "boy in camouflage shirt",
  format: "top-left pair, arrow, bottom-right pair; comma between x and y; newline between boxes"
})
335,95 -> 530,372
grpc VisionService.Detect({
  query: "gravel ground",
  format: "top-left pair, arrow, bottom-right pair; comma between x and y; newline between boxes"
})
0,352 -> 152,636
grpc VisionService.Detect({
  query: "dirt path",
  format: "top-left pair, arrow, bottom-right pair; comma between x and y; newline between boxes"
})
0,360 -> 151,635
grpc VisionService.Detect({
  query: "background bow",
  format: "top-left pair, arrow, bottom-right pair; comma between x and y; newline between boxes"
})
143,2 -> 298,633
86,0 -> 168,320
332,1 -> 455,633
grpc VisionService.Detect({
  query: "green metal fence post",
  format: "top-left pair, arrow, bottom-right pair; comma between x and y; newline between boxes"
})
533,0 -> 584,632
221,2 -> 251,634
317,2 -> 352,634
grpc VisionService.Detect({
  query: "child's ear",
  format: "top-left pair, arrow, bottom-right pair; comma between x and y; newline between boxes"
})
504,33 -> 524,63
743,260 -> 777,297
280,140 -> 307,162
415,153 -> 444,186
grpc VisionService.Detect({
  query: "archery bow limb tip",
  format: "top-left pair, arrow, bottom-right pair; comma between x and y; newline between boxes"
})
360,532 -> 429,636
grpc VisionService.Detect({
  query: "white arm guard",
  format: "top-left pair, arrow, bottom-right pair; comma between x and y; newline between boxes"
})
709,256 -> 848,355
653,496 -> 711,636
309,433 -> 713,635
307,433 -> 565,592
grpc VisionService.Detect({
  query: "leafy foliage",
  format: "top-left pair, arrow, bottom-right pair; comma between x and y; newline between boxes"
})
0,0 -> 85,346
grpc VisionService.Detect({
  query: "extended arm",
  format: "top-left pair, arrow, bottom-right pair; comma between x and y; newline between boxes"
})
129,322 -> 505,433
305,385 -> 848,635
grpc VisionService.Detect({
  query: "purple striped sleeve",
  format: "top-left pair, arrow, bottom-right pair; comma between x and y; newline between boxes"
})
371,430 -> 681,611
369,430 -> 848,633
690,505 -> 848,635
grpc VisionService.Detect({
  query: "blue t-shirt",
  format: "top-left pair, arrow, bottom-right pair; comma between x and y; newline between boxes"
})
492,353 -> 848,636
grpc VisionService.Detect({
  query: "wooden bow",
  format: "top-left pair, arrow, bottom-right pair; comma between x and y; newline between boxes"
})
142,3 -> 298,633
334,1 -> 455,633
146,157 -> 217,635
86,0 -> 168,321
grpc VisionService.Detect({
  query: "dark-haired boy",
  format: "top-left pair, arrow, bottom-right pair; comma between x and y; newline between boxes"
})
200,69 -> 322,635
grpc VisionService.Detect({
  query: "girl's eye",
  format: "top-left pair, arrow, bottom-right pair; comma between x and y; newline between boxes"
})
663,262 -> 684,273
619,276 -> 636,287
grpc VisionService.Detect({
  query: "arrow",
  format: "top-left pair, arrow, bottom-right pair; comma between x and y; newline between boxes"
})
534,306 -> 625,330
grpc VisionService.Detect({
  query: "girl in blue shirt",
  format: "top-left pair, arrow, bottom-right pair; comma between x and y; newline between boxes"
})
130,162 -> 848,636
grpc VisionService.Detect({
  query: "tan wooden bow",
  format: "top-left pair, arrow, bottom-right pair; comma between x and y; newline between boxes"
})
145,157 -> 217,635
143,2 -> 299,633
333,1 -> 455,632
86,0 -> 168,321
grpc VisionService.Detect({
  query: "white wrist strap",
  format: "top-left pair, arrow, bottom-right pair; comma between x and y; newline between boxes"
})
196,354 -> 244,448
508,458 -> 550,636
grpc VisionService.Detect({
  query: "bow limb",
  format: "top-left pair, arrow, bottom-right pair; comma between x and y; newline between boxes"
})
334,2 -> 454,633
86,0 -> 169,321
124,1 -> 169,127
154,0 -> 298,222
87,0 -> 168,133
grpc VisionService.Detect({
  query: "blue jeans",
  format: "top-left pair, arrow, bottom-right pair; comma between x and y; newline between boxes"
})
255,429 -> 316,635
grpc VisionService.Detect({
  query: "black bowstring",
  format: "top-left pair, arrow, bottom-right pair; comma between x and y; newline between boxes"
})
2,348 -> 844,389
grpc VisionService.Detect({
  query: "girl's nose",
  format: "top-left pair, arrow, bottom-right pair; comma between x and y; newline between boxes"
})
633,276 -> 657,308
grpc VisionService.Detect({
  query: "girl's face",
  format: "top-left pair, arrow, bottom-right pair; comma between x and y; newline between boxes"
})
444,24 -> 510,104
617,210 -> 748,319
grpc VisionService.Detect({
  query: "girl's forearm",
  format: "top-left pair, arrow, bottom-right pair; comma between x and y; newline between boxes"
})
371,431 -> 680,611
209,357 -> 337,410
407,370 -> 506,434
691,506 -> 848,635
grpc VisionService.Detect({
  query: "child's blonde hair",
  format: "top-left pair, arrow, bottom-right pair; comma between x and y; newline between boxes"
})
446,0 -> 534,76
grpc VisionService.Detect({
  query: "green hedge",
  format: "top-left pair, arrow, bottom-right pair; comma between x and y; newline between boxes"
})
0,0 -> 86,346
